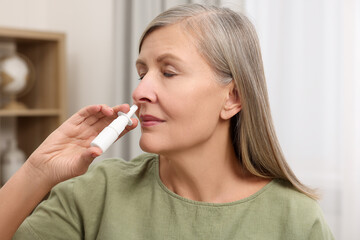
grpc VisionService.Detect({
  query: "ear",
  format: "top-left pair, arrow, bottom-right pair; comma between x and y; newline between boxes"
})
220,81 -> 241,120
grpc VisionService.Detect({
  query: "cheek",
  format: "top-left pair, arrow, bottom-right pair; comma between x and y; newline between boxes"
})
166,85 -> 225,137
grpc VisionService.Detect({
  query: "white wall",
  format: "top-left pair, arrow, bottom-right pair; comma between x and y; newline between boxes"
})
0,0 -> 117,159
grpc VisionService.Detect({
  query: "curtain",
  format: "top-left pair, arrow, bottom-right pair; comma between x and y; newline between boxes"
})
245,0 -> 360,239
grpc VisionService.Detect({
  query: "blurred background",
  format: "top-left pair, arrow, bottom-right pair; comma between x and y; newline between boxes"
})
0,0 -> 359,239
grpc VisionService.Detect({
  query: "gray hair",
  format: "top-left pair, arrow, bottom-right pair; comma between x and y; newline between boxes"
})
139,3 -> 317,199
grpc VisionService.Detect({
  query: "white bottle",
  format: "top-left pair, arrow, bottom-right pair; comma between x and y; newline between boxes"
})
91,105 -> 138,154
1,139 -> 26,184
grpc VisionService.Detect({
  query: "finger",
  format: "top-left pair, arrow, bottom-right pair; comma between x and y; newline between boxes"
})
81,146 -> 102,165
84,105 -> 115,126
71,104 -> 113,126
119,118 -> 139,138
85,104 -> 132,128
128,118 -> 139,129
71,104 -> 114,127
88,104 -> 133,131
112,104 -> 130,115
71,105 -> 102,125
85,105 -> 131,134
89,146 -> 103,158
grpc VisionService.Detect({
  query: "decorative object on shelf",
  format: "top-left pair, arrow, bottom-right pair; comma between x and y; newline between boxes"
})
1,138 -> 26,185
0,53 -> 35,110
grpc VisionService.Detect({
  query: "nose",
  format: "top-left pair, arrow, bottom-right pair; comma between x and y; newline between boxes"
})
132,74 -> 157,105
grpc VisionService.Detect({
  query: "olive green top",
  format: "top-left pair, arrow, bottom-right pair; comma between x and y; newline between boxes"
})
14,153 -> 334,239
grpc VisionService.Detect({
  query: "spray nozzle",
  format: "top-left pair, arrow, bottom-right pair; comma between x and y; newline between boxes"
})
118,104 -> 138,126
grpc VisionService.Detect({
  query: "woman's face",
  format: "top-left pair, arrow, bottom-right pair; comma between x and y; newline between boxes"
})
132,24 -> 232,155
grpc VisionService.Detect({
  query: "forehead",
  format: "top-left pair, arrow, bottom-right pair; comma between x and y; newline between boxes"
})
138,24 -> 197,60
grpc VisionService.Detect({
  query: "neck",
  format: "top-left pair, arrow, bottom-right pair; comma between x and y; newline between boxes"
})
158,121 -> 267,203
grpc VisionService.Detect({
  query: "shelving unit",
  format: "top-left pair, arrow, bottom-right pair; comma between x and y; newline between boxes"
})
0,27 -> 66,161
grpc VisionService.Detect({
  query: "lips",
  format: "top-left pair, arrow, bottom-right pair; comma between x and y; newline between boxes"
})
140,114 -> 165,127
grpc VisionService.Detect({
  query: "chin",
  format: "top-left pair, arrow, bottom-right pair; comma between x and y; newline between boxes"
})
139,135 -> 176,155
139,137 -> 160,154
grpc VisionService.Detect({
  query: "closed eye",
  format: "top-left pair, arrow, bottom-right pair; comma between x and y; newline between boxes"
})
164,72 -> 176,78
138,73 -> 146,80
138,72 -> 176,80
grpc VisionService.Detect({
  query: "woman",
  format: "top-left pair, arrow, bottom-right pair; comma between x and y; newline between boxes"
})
1,4 -> 334,239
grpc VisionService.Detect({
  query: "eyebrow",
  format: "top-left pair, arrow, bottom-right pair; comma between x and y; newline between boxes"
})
136,53 -> 183,66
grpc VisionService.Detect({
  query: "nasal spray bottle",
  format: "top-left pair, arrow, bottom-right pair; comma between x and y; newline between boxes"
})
91,105 -> 138,154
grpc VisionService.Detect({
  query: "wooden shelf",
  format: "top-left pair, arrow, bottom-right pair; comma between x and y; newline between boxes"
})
0,109 -> 61,117
0,27 -> 66,161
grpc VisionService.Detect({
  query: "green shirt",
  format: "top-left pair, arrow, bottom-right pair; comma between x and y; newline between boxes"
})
14,153 -> 334,239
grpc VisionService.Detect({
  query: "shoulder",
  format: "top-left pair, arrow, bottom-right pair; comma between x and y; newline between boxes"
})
260,179 -> 334,239
52,153 -> 158,199
49,153 -> 159,215
77,153 -> 158,187
263,179 -> 322,217
267,179 -> 319,210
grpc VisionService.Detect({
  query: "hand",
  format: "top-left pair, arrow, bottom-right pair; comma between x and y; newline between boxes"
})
24,104 -> 138,187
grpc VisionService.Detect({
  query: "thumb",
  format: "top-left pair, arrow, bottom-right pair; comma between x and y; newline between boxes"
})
81,147 -> 102,166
